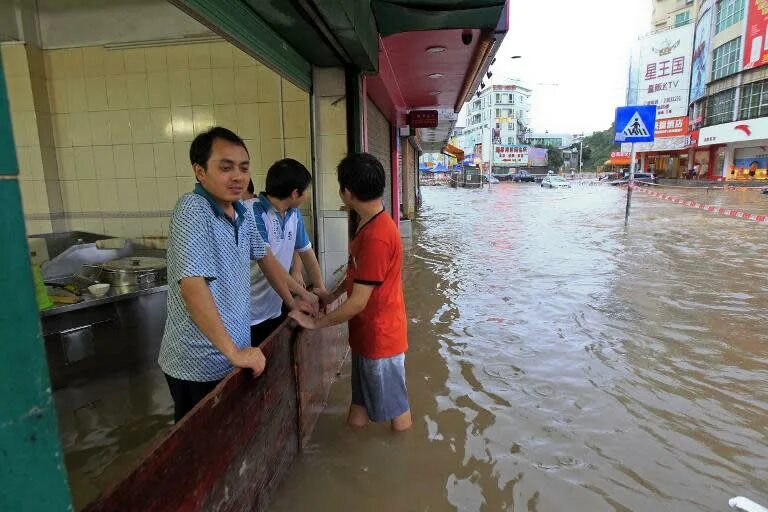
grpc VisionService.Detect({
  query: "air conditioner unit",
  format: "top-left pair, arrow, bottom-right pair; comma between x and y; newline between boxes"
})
399,126 -> 412,137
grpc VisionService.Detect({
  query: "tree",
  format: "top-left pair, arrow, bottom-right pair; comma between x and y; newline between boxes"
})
579,122 -> 620,171
534,143 -> 563,170
547,147 -> 564,169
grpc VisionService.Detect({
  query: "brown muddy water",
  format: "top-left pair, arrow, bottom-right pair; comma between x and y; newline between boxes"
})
268,183 -> 768,512
57,182 -> 767,511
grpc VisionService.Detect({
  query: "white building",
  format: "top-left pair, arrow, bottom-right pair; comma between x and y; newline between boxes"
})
459,78 -> 532,157
527,132 -> 574,149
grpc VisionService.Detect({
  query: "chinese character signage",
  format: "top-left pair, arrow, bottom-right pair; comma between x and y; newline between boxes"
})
610,152 -> 631,165
408,110 -> 438,128
493,145 -> 529,166
654,116 -> 688,137
691,1 -> 713,102
744,0 -> 768,70
632,24 -> 694,132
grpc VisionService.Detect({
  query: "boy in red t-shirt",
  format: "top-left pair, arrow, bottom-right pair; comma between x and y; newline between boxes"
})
290,153 -> 412,431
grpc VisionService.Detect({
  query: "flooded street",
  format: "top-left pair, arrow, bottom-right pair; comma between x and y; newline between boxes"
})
270,183 -> 768,512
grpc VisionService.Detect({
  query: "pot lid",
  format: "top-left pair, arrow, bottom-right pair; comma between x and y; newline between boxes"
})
103,256 -> 166,272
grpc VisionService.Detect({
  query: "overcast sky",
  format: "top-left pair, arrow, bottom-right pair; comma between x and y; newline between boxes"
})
468,0 -> 653,135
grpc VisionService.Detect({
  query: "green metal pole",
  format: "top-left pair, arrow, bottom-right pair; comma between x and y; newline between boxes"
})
0,51 -> 73,511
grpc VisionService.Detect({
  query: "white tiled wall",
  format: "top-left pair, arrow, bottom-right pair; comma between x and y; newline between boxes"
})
4,39 -> 312,240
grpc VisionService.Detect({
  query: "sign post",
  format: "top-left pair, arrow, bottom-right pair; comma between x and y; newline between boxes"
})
615,105 -> 657,225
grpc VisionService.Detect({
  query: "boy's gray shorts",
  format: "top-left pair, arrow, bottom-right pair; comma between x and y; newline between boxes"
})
351,352 -> 409,422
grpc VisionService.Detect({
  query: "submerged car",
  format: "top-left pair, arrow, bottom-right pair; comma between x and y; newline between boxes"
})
609,172 -> 659,185
512,170 -> 536,183
541,176 -> 571,188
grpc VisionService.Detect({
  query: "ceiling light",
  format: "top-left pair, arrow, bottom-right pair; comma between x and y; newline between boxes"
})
428,73 -> 444,79
426,46 -> 446,54
428,90 -> 441,96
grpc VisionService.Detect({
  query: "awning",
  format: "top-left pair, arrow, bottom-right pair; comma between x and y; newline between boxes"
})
442,144 -> 465,162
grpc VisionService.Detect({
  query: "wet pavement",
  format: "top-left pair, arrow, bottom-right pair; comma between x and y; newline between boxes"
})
269,182 -> 768,512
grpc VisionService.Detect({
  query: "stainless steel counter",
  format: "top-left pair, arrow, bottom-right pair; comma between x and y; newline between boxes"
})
34,231 -> 170,390
41,282 -> 168,318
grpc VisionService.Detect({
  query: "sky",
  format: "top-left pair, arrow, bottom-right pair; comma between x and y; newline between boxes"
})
464,0 -> 653,135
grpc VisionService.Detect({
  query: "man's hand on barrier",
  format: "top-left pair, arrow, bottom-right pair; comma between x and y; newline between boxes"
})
229,347 -> 266,376
289,310 -> 317,330
313,288 -> 335,308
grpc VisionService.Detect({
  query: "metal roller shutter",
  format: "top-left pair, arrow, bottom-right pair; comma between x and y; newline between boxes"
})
366,98 -> 392,216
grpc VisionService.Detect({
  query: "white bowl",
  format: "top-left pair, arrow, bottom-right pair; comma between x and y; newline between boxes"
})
88,283 -> 110,297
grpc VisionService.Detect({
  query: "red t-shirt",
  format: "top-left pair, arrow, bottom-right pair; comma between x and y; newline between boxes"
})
346,211 -> 407,358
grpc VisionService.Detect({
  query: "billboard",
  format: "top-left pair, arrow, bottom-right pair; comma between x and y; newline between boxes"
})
493,145 -> 529,166
691,1 -> 713,103
744,0 -> 768,70
631,24 -> 694,136
528,147 -> 548,167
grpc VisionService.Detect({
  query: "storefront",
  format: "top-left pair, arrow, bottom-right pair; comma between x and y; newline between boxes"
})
698,118 -> 768,181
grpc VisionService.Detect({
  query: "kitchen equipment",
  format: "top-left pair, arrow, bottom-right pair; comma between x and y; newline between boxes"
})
91,256 -> 167,288
32,263 -> 54,310
88,283 -> 111,297
28,237 -> 50,265
42,239 -> 132,281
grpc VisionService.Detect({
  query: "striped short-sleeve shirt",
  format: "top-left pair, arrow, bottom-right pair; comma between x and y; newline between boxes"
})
158,184 -> 266,382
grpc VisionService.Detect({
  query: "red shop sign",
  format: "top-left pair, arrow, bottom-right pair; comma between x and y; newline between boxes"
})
408,110 -> 439,128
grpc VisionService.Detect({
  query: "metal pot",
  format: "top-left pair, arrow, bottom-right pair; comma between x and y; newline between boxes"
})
93,257 -> 167,288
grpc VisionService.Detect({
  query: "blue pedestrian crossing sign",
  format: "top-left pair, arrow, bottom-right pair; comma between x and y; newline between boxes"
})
615,105 -> 657,143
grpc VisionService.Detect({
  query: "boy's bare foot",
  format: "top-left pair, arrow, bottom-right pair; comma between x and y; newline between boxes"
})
347,404 -> 370,428
391,409 -> 412,432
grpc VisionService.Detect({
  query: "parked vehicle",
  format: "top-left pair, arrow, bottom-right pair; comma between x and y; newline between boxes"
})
482,175 -> 500,184
512,170 -> 536,183
541,176 -> 571,188
492,169 -> 514,181
629,172 -> 658,184
608,172 -> 658,185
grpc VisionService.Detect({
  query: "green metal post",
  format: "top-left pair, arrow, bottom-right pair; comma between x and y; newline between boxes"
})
0,50 -> 73,511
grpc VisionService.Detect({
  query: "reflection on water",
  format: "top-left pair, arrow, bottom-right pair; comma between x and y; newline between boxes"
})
270,183 -> 768,512
56,366 -> 173,509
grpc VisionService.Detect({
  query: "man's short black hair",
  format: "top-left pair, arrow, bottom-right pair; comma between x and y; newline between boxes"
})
264,159 -> 312,199
336,152 -> 385,201
189,126 -> 248,169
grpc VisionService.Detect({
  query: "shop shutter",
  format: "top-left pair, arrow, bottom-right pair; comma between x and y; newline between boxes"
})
366,98 -> 392,216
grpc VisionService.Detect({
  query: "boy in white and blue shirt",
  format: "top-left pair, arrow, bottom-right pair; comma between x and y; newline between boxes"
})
245,159 -> 332,345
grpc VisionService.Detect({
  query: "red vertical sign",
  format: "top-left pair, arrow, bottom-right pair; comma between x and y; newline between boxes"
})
744,0 -> 768,70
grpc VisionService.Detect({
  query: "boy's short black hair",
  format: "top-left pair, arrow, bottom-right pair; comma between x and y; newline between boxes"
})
189,126 -> 248,169
264,159 -> 312,199
336,153 -> 385,201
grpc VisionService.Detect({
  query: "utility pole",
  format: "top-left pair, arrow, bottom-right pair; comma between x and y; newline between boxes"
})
489,121 -> 494,190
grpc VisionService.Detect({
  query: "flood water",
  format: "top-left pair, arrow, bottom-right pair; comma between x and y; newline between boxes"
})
269,183 -> 768,512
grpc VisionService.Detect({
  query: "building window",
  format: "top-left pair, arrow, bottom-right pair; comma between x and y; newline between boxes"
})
675,11 -> 690,26
495,93 -> 501,104
739,80 -> 768,119
712,37 -> 741,80
705,88 -> 736,125
495,108 -> 501,117
715,0 -> 745,33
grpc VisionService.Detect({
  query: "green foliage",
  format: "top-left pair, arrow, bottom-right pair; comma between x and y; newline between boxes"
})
580,122 -> 620,171
533,143 -> 563,169
547,147 -> 564,169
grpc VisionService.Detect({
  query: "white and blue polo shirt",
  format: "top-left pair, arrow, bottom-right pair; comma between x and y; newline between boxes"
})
245,192 -> 312,325
159,184 -> 267,382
